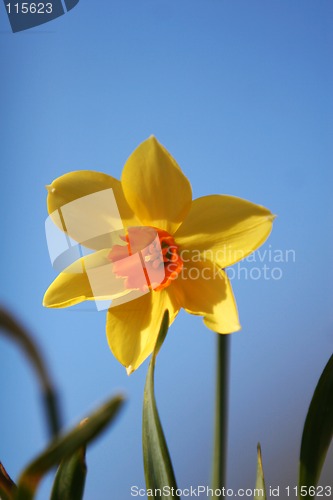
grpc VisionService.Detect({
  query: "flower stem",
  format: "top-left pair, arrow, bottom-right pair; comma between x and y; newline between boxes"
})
211,333 -> 230,498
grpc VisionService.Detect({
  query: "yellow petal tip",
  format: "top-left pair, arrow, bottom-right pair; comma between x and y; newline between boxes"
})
46,184 -> 56,194
126,365 -> 134,376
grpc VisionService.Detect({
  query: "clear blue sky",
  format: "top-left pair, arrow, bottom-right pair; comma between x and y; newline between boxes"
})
0,1 -> 332,499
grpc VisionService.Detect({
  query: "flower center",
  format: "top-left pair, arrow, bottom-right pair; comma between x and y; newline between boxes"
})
144,228 -> 183,291
108,227 -> 183,292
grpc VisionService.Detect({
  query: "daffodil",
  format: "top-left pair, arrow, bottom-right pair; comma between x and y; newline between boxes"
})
44,137 -> 274,373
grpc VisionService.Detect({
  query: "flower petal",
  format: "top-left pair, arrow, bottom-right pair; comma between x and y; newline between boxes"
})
47,170 -> 140,248
171,259 -> 240,333
175,195 -> 275,267
106,289 -> 179,373
121,137 -> 192,233
43,249 -> 133,308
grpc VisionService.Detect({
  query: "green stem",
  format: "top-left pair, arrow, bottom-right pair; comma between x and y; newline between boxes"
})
211,334 -> 230,499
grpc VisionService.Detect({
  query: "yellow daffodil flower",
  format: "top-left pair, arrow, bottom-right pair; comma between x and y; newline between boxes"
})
44,137 -> 274,374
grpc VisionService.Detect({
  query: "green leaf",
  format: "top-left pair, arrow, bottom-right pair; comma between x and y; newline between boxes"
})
15,395 -> 125,500
0,461 -> 17,500
0,306 -> 61,438
142,310 -> 180,500
299,354 -> 333,498
50,446 -> 87,500
255,444 -> 266,500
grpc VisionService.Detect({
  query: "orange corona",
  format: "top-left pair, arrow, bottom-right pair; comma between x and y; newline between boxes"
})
108,227 -> 183,292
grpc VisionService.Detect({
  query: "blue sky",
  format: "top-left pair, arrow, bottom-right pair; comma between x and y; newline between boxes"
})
0,1 -> 332,499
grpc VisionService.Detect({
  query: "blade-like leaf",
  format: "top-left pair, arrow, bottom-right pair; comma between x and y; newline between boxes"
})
0,461 -> 17,500
15,395 -> 125,500
0,306 -> 61,437
50,446 -> 87,500
142,310 -> 180,500
299,354 -> 333,498
255,444 -> 266,500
